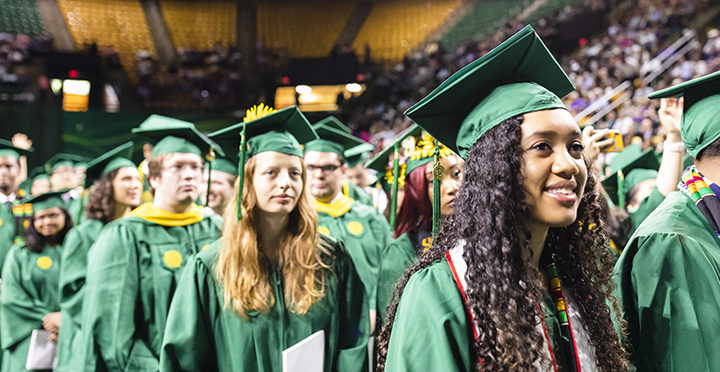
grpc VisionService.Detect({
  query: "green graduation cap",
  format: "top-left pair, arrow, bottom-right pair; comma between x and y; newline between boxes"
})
209,104 -> 318,219
85,142 -> 136,188
366,124 -> 453,231
601,144 -> 660,208
313,116 -> 352,134
649,70 -> 720,159
0,138 -> 33,159
404,25 -> 574,159
210,158 -> 238,177
24,190 -> 68,213
304,125 -> 373,160
45,153 -> 87,174
132,114 -> 224,159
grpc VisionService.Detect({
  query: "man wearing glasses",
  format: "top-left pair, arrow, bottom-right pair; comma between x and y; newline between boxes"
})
304,123 -> 391,336
79,115 -> 223,371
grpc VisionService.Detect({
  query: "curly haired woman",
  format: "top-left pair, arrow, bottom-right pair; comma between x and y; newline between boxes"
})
377,26 -> 630,372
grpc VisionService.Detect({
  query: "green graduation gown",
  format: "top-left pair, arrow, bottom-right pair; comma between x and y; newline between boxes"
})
385,257 -> 595,371
0,200 -> 17,278
0,244 -> 62,372
315,195 -> 391,312
159,239 -> 370,372
628,186 -> 665,236
614,191 -> 720,371
376,230 -> 432,322
344,182 -> 373,207
81,203 -> 221,372
55,219 -> 103,372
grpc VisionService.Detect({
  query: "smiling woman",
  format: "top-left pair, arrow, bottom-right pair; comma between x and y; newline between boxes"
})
377,26 -> 630,372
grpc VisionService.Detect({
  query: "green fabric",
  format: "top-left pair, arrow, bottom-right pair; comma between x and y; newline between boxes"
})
66,195 -> 85,225
132,115 -> 223,158
405,157 -> 434,176
84,142 -> 135,187
385,258 -> 576,371
159,239 -> 370,372
376,234 -> 417,323
624,169 -> 658,195
208,106 -> 316,161
346,182 -> 373,207
45,154 -> 87,174
649,70 -> 720,158
56,219 -> 104,372
0,244 -> 62,372
313,116 -> 352,134
80,214 -> 221,371
247,131 -> 304,158
601,145 -> 660,206
304,139 -> 345,157
151,136 -> 202,157
404,25 -> 574,159
366,125 -> 424,173
24,191 -> 67,212
628,186 -> 665,236
52,161 -> 74,172
0,201 -> 19,279
316,202 -> 390,314
614,191 -> 720,370
209,158 -> 237,177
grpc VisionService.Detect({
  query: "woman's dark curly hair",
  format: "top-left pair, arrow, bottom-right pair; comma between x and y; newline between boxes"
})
377,116 -> 630,371
25,207 -> 73,253
85,169 -> 120,223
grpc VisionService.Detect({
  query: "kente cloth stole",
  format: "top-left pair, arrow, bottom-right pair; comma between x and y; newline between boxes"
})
679,166 -> 720,239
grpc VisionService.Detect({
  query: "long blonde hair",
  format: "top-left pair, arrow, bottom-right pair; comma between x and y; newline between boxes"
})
215,155 -> 331,317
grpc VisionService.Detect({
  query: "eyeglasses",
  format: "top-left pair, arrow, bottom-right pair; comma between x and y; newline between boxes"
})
163,164 -> 204,174
306,164 -> 340,173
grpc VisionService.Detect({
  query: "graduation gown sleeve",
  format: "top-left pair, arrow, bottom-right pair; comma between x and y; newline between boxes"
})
376,234 -> 415,323
615,192 -> 720,371
81,223 -> 153,372
385,259 -> 473,372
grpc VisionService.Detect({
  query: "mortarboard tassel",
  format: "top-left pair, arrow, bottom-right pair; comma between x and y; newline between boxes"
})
432,139 -> 442,236
205,148 -> 216,208
236,122 -> 247,221
617,170 -> 625,210
389,141 -> 400,231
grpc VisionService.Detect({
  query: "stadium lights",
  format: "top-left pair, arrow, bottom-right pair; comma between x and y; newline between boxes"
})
345,83 -> 362,93
295,85 -> 312,95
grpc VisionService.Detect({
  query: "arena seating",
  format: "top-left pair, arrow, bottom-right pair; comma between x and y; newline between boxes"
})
352,0 -> 462,62
160,0 -> 236,50
441,0 -> 524,48
0,0 -> 46,36
256,0 -> 356,58
57,0 -> 156,79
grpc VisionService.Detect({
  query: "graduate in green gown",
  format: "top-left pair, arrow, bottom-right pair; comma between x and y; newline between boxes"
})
366,125 -> 463,323
55,143 -> 142,372
80,115 -> 224,371
160,104 -> 369,372
303,122 -> 391,334
0,139 -> 33,275
377,26 -> 630,371
201,157 -> 237,217
0,191 -> 73,372
614,70 -> 720,371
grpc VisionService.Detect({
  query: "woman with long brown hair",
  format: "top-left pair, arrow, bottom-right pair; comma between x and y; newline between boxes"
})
377,27 -> 629,371
160,105 -> 370,372
55,143 -> 142,372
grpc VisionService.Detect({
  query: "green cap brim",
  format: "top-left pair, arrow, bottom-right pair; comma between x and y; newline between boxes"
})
404,25 -> 574,159
0,138 -> 33,158
24,190 -> 69,212
45,153 -> 88,173
649,70 -> 720,158
210,158 -> 238,177
365,125 -> 424,173
313,116 -> 352,134
132,114 -> 224,158
85,142 -> 136,187
209,106 -> 317,160
304,125 -> 370,159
